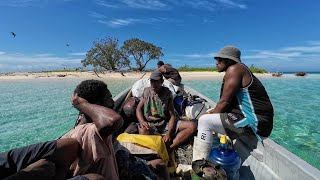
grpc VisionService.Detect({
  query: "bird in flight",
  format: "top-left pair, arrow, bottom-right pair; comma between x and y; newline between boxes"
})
11,32 -> 16,37
66,44 -> 70,47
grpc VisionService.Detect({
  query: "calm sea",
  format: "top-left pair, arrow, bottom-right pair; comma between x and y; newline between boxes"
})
0,74 -> 319,169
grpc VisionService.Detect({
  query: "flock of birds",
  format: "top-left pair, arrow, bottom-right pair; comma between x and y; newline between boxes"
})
10,31 -> 70,47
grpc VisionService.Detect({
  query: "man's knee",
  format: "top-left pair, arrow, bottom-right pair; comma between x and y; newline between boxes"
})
148,159 -> 166,169
188,121 -> 197,134
55,138 -> 80,165
198,114 -> 211,128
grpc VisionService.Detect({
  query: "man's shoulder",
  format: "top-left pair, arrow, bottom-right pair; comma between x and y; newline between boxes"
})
226,64 -> 241,73
227,63 -> 248,73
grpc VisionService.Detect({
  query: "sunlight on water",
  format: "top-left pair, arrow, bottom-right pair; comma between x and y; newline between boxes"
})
0,76 -> 319,169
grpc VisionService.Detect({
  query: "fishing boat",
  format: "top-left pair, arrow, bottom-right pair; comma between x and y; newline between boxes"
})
113,85 -> 320,180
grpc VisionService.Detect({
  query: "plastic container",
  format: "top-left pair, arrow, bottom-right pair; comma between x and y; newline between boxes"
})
185,102 -> 208,120
208,135 -> 241,180
211,133 -> 220,147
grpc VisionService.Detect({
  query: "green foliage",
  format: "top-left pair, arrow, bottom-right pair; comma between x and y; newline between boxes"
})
81,37 -> 130,71
121,38 -> 163,71
177,65 -> 217,72
249,64 -> 268,73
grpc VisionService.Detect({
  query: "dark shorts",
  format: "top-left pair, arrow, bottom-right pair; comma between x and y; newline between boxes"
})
220,113 -> 253,140
125,121 -> 182,135
0,140 -> 57,179
68,175 -> 89,180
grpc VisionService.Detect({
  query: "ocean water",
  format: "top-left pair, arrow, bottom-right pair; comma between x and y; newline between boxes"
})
0,74 -> 319,170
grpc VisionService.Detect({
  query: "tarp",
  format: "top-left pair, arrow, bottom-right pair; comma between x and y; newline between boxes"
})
132,78 -> 179,99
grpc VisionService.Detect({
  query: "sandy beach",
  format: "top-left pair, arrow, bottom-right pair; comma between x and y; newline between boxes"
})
0,71 -> 273,80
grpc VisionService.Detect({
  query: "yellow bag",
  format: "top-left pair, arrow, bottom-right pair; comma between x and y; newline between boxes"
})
117,133 -> 169,163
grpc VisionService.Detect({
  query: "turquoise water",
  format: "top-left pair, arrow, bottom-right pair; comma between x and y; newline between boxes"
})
0,75 -> 319,170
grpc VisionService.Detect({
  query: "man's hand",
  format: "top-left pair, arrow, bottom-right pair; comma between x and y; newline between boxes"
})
138,123 -> 154,135
140,121 -> 151,130
205,107 -> 215,114
145,116 -> 162,121
163,132 -> 172,146
71,93 -> 88,110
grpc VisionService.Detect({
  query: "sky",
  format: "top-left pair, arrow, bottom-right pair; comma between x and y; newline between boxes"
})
1,0 -> 320,73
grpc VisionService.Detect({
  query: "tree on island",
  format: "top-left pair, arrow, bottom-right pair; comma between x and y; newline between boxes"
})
81,37 -> 130,71
82,37 -> 163,72
121,38 -> 163,71
249,64 -> 268,73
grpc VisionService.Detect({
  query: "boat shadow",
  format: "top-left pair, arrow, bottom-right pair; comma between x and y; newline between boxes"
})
234,134 -> 260,180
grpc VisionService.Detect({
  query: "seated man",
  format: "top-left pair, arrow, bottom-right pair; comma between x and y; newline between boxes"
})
61,80 -> 124,179
0,138 -> 79,180
136,70 -> 196,151
193,46 -> 274,161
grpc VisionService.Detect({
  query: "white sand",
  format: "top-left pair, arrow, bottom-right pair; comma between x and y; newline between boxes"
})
0,71 -> 272,80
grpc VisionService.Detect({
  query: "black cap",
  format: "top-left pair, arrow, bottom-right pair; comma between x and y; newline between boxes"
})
150,70 -> 163,80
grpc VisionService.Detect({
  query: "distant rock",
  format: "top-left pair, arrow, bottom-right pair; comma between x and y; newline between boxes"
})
272,72 -> 283,77
57,74 -> 66,77
295,72 -> 306,76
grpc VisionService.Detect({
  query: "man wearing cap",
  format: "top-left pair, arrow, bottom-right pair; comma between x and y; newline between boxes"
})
192,46 -> 274,161
136,70 -> 197,151
157,61 -> 182,86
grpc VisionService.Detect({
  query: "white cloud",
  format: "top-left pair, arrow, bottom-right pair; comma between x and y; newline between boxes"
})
121,0 -> 167,10
280,46 -> 320,53
0,52 -> 82,73
243,51 -> 302,60
181,53 -> 216,58
109,19 -> 135,27
99,17 -> 172,27
178,43 -> 320,62
94,0 -> 118,8
69,52 -> 86,56
167,42 -> 320,71
34,54 -> 55,57
94,0 -> 247,11
0,0 -> 43,7
88,11 -> 107,19
216,0 -> 247,9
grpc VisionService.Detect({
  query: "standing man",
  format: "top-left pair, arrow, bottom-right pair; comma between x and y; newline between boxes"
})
193,46 -> 274,161
157,61 -> 182,86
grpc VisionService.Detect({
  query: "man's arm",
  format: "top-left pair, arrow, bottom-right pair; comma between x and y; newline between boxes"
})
212,66 -> 242,113
136,97 -> 150,129
166,98 -> 176,138
72,94 -> 123,139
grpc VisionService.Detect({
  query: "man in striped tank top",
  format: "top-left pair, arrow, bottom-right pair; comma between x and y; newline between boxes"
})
193,46 -> 274,161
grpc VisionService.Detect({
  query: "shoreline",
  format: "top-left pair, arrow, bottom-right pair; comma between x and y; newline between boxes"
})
0,71 -> 274,80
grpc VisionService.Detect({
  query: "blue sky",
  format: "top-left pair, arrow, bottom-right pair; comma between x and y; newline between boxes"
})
1,0 -> 320,73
